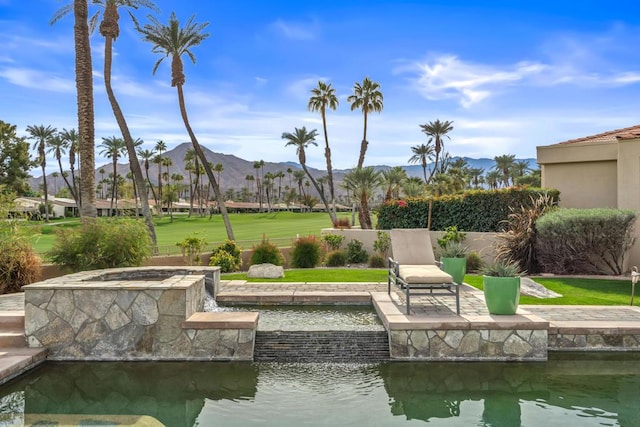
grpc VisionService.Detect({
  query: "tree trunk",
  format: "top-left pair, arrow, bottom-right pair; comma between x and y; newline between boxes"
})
359,192 -> 372,229
176,84 -> 235,240
41,162 -> 49,222
357,108 -> 368,169
299,161 -> 334,223
57,157 -> 77,202
321,109 -> 337,221
103,34 -> 158,249
74,0 -> 96,219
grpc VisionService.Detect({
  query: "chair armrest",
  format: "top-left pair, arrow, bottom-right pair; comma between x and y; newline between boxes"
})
388,257 -> 399,276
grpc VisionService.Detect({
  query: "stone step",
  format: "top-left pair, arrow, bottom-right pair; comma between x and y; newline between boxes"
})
0,330 -> 26,348
254,330 -> 389,362
0,311 -> 25,329
0,347 -> 47,386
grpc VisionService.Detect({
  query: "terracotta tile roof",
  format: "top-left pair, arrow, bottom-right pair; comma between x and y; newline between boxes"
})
557,124 -> 640,145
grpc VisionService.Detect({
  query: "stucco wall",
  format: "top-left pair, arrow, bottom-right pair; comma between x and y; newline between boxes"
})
542,161 -> 617,208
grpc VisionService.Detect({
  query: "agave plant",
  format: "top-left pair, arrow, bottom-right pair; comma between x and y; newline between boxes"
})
481,260 -> 522,277
439,241 -> 468,258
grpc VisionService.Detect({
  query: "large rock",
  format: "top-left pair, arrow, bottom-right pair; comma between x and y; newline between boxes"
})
247,263 -> 285,279
520,277 -> 562,298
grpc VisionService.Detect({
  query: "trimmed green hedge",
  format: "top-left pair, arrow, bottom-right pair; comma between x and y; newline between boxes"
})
377,187 -> 560,232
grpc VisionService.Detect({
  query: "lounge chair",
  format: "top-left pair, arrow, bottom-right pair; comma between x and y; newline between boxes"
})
387,228 -> 460,315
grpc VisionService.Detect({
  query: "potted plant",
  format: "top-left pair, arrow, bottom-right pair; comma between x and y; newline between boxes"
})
481,260 -> 522,315
440,241 -> 468,284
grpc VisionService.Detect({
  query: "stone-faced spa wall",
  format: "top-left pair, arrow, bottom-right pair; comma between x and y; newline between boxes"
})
23,267 -> 255,361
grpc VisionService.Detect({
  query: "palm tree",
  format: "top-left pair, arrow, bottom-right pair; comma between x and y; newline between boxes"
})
381,166 -> 407,201
408,144 -> 434,183
275,170 -> 285,202
58,128 -> 80,207
514,160 -> 531,181
468,167 -> 485,189
293,169 -> 307,203
137,148 -> 158,209
51,1 -> 96,218
213,162 -> 224,191
402,177 -> 426,198
493,154 -> 517,187
485,170 -> 502,189
47,132 -> 77,203
419,119 -> 454,183
137,12 -> 234,240
341,166 -> 381,229
347,77 -> 384,169
308,80 -> 339,220
99,136 -> 126,214
26,124 -> 57,222
253,161 -> 262,206
282,126 -> 333,219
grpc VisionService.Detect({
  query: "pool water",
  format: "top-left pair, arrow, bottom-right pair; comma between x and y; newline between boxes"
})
218,304 -> 384,331
1,353 -> 639,426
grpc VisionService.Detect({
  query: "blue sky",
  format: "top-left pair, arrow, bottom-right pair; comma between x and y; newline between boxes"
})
2,0 -> 640,176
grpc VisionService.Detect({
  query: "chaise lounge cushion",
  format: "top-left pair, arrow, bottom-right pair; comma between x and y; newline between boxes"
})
398,265 -> 453,284
390,229 -> 436,265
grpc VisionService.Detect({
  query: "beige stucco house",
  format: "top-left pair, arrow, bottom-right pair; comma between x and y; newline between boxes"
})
537,124 -> 640,270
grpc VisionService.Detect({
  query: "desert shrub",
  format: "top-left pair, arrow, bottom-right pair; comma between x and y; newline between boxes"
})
209,240 -> 242,272
368,254 -> 386,268
495,194 -> 556,274
176,234 -> 207,266
208,251 -> 238,273
436,226 -> 467,249
536,208 -> 637,275
333,217 -> 351,229
250,236 -> 284,266
291,235 -> 322,268
373,230 -> 391,258
324,250 -> 347,267
377,187 -> 560,232
321,233 -> 345,251
466,251 -> 484,272
0,235 -> 41,294
48,219 -> 152,272
346,239 -> 369,264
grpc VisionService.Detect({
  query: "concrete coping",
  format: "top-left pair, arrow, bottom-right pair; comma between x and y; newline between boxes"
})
549,321 -> 640,334
182,312 -> 259,329
216,291 -> 372,305
24,274 -> 205,291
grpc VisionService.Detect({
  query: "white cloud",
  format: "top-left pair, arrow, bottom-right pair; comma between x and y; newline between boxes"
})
286,76 -> 327,101
270,19 -> 318,40
0,67 -> 75,92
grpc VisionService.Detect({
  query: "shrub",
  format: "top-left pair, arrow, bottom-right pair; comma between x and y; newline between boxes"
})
536,208 -> 637,275
346,239 -> 369,264
0,236 -> 41,294
466,251 -> 484,272
368,254 -> 386,268
291,235 -> 323,268
321,233 -> 345,251
333,217 -> 351,229
176,234 -> 207,266
208,251 -> 238,273
250,236 -> 284,266
209,240 -> 242,272
324,250 -> 347,267
482,260 -> 522,277
495,194 -> 556,274
436,226 -> 467,249
439,242 -> 468,258
373,230 -> 391,258
48,219 -> 152,272
377,187 -> 560,232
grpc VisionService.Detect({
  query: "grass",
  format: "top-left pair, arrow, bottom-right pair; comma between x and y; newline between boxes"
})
222,269 -> 637,306
23,211 -> 353,255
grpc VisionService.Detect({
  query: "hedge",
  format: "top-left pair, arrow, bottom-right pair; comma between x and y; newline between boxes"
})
376,187 -> 560,232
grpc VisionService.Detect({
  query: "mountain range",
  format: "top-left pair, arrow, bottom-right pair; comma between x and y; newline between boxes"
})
31,142 -> 537,196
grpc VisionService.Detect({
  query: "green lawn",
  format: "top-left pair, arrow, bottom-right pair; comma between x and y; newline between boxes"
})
23,212 -> 352,255
221,269 -> 636,306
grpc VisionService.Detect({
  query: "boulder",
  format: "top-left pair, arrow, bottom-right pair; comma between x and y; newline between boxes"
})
520,277 -> 562,299
247,263 -> 285,279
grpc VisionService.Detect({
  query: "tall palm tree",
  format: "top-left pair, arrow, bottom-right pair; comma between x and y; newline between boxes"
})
51,1 -> 96,218
485,170 -> 502,190
137,12 -> 234,240
26,124 -> 57,222
468,167 -> 485,189
292,169 -> 307,204
213,162 -> 224,191
493,154 -> 517,187
408,143 -> 434,184
308,80 -> 339,221
419,119 -> 454,184
47,133 -> 77,203
341,166 -> 381,229
381,166 -> 407,201
253,161 -> 262,206
245,174 -> 255,195
347,77 -> 384,169
99,136 -> 126,214
137,148 -> 158,209
58,128 -> 80,207
514,160 -> 531,181
282,126 -> 334,219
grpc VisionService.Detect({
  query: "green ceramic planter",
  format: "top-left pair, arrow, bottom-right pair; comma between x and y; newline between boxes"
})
482,276 -> 520,315
441,257 -> 467,284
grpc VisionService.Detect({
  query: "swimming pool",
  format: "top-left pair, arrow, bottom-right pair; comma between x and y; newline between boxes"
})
1,353 -> 638,426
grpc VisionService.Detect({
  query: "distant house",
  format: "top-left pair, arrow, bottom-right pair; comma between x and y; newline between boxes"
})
537,124 -> 640,268
12,197 -> 76,218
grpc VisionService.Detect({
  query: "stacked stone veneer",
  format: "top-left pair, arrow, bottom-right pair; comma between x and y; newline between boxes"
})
372,293 -> 548,361
23,267 -> 256,361
549,327 -> 640,351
